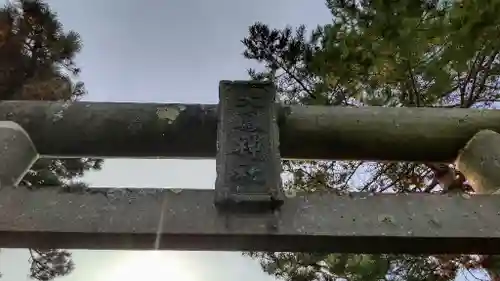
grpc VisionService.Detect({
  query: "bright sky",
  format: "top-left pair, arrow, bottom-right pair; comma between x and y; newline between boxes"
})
0,0 -> 332,281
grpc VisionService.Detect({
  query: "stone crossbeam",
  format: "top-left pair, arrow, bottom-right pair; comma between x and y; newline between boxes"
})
1,97 -> 500,162
0,187 -> 498,254
2,80 -> 500,254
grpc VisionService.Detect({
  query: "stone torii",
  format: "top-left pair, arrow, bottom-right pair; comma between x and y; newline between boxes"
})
0,80 -> 499,254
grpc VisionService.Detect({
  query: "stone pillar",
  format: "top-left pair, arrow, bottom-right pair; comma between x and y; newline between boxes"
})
456,129 -> 500,193
0,121 -> 39,188
215,80 -> 283,212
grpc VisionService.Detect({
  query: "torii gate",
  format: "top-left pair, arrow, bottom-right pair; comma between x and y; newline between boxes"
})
0,80 -> 499,254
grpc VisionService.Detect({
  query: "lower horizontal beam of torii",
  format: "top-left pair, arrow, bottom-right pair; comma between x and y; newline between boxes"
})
1,186 -> 499,254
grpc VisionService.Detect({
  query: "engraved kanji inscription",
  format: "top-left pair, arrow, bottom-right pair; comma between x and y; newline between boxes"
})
232,115 -> 262,133
231,133 -> 264,157
228,164 -> 265,185
215,80 -> 284,210
234,95 -> 266,110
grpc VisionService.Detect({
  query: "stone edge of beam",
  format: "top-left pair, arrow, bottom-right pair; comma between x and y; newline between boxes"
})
2,187 -> 500,254
456,129 -> 500,193
0,121 -> 39,187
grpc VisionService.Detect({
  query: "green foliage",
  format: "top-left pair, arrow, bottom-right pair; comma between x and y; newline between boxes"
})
245,252 -> 393,281
0,0 -> 102,279
0,0 -> 103,189
242,0 -> 500,280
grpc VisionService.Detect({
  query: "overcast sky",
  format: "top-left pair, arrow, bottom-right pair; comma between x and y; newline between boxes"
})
0,0 -> 331,281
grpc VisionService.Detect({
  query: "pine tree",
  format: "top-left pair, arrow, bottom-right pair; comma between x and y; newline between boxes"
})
0,0 -> 102,279
242,0 -> 500,280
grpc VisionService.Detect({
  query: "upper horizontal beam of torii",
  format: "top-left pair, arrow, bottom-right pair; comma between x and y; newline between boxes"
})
1,89 -> 500,162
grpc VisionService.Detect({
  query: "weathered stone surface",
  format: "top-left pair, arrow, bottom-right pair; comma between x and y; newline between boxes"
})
456,129 -> 500,193
1,187 -> 500,254
215,81 -> 283,211
3,99 -> 500,161
0,100 -> 218,159
0,121 -> 38,187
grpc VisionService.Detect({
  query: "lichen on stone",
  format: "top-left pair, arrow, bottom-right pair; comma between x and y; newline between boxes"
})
156,105 -> 187,124
52,101 -> 73,122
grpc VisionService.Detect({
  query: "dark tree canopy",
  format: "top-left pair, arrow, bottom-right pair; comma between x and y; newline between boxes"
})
0,0 -> 102,279
242,0 -> 500,280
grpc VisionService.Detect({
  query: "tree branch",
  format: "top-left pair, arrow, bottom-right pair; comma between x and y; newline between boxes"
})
263,50 -> 317,100
467,51 -> 500,107
461,53 -> 484,106
406,59 -> 421,106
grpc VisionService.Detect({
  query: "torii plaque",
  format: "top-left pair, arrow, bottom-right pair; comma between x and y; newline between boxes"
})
215,80 -> 284,212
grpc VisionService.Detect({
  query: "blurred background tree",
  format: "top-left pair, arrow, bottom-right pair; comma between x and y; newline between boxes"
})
242,0 -> 500,280
0,0 -> 103,279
